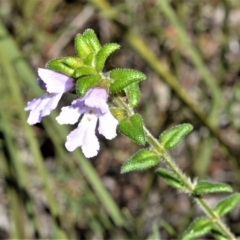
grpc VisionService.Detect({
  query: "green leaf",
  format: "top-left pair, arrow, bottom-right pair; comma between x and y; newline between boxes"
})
73,66 -> 96,78
110,69 -> 146,93
193,181 -> 232,196
125,83 -> 141,107
214,193 -> 240,216
211,227 -> 229,240
121,149 -> 159,173
182,217 -> 213,240
156,168 -> 184,189
46,58 -> 74,76
118,114 -> 146,145
75,34 -> 92,59
83,52 -> 95,66
62,56 -> 83,69
95,43 -> 120,72
83,29 -> 101,53
159,123 -> 193,149
76,74 -> 101,97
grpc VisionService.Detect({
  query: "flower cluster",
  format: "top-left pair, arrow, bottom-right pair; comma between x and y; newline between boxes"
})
25,68 -> 118,158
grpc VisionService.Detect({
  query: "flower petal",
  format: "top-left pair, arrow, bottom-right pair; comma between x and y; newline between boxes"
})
56,99 -> 87,125
38,68 -> 74,93
84,88 -> 109,113
65,112 -> 99,158
25,93 -> 62,125
98,111 -> 118,139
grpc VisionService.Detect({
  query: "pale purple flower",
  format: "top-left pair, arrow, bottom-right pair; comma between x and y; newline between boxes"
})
25,68 -> 74,125
56,88 -> 118,158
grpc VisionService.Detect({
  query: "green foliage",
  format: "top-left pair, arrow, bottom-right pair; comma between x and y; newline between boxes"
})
95,43 -> 120,72
118,114 -> 146,145
156,168 -> 184,190
193,181 -> 232,196
182,217 -> 213,240
62,56 -> 84,69
125,83 -> 141,107
214,193 -> 240,217
159,124 -> 193,149
75,34 -> 93,60
121,149 -> 159,173
72,66 -> 96,78
83,29 -> 102,53
76,74 -> 101,97
46,58 -> 74,76
110,69 -> 146,93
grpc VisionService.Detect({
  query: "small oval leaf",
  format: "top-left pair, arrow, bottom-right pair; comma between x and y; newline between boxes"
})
159,124 -> 193,149
63,56 -> 83,69
110,69 -> 146,93
125,83 -> 141,107
193,181 -> 233,196
73,66 -> 96,78
75,34 -> 92,59
156,168 -> 184,190
95,43 -> 120,72
214,193 -> 240,217
182,217 -> 213,240
76,74 -> 101,97
121,149 -> 159,173
118,114 -> 146,145
83,29 -> 101,53
46,58 -> 74,76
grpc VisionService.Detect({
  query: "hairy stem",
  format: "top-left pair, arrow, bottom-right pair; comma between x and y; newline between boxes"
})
115,96 -> 236,240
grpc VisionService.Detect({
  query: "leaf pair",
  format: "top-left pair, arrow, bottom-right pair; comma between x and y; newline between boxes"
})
182,193 -> 240,239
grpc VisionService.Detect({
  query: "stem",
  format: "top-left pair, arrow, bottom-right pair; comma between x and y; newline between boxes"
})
115,97 -> 236,240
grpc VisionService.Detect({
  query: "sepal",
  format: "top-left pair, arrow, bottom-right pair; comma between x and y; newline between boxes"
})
62,56 -> 83,69
76,74 -> 101,97
121,149 -> 159,173
95,43 -> 120,72
110,107 -> 126,121
159,123 -> 193,149
118,114 -> 146,145
110,69 -> 146,93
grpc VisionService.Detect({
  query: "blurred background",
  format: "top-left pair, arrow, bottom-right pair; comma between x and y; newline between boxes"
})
0,0 -> 240,239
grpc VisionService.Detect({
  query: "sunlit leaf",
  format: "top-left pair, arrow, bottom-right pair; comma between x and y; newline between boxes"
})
193,181 -> 232,196
214,193 -> 240,216
121,149 -> 159,173
95,43 -> 120,72
118,114 -> 146,145
76,74 -> 101,97
110,69 -> 146,93
159,124 -> 193,149
182,217 -> 213,240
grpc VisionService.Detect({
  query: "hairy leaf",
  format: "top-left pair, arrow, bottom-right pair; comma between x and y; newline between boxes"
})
214,193 -> 240,216
156,168 -> 184,189
118,114 -> 146,145
121,149 -> 159,173
110,69 -> 146,93
76,74 -> 101,97
193,181 -> 232,196
159,124 -> 193,149
182,217 -> 213,240
95,43 -> 120,72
